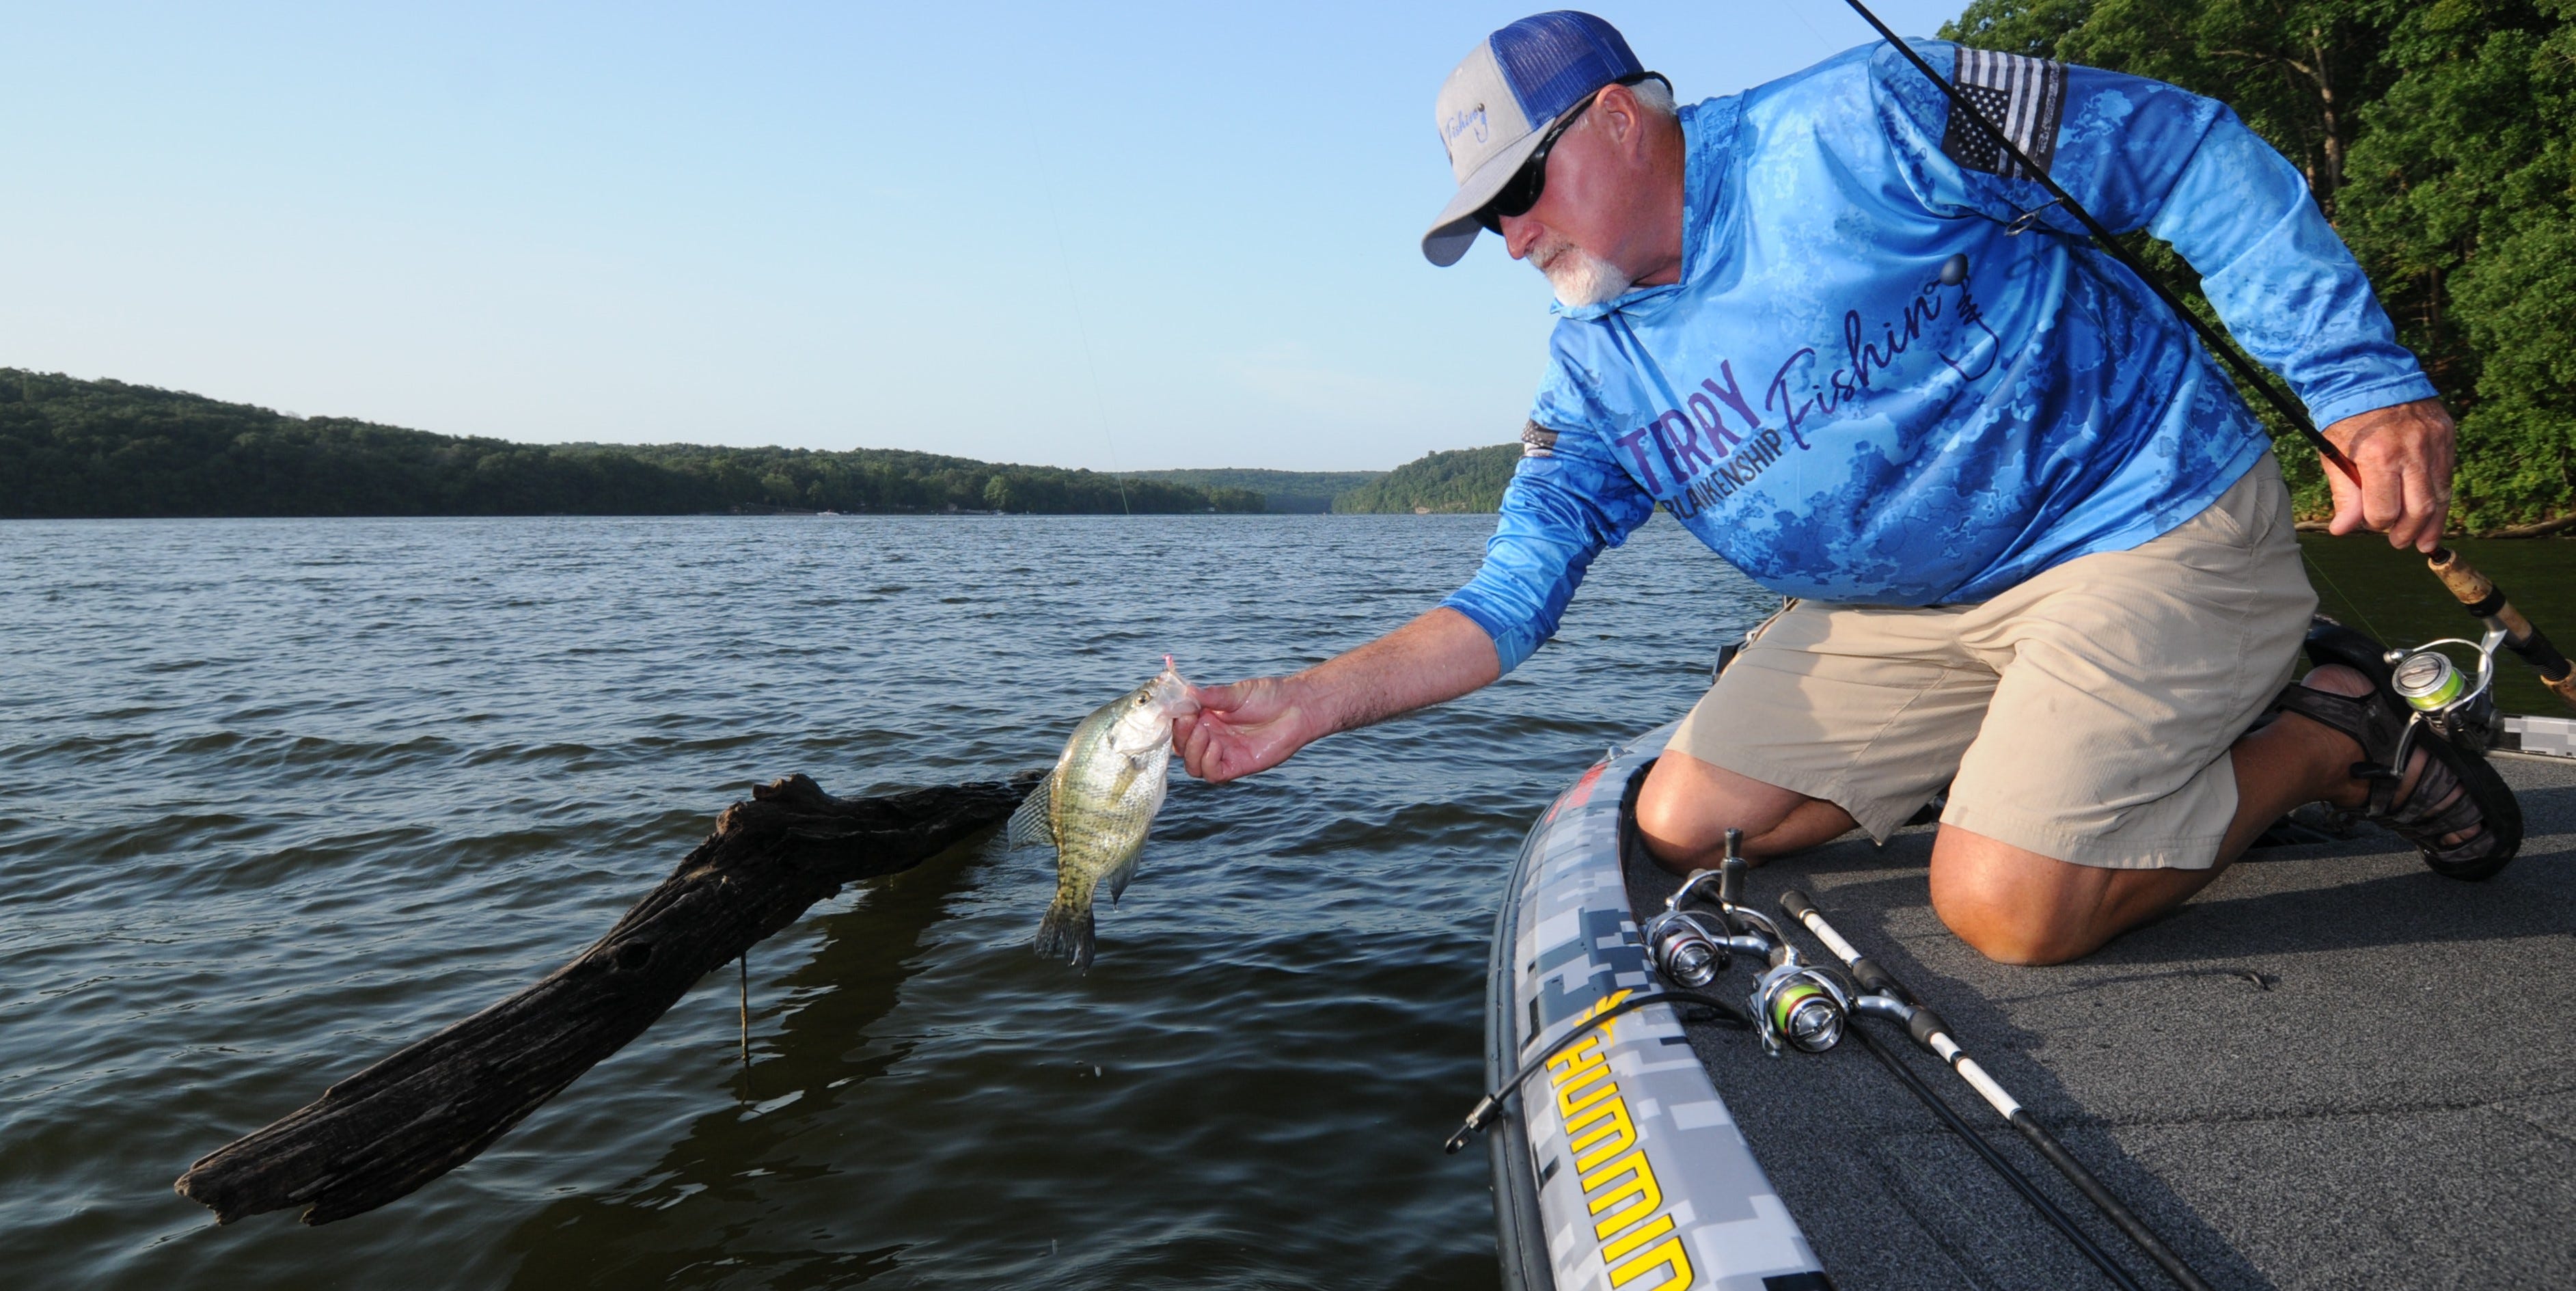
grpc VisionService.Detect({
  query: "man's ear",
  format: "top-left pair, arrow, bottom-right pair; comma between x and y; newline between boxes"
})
1594,83 -> 1647,152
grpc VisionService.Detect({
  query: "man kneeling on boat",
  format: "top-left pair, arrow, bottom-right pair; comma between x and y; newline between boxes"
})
1174,12 -> 2520,964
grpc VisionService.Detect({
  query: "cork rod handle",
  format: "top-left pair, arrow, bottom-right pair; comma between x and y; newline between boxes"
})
2427,547 -> 2576,711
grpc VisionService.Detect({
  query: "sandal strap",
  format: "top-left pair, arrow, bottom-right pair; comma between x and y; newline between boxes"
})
2380,753 -> 2481,840
2269,683 -> 2404,780
2279,619 -> 2521,875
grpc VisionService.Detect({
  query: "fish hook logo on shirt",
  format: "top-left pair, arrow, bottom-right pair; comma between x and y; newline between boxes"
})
1630,254 -> 2009,521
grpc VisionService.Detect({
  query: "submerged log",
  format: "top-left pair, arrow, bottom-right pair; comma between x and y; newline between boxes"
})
174,770 -> 1038,1226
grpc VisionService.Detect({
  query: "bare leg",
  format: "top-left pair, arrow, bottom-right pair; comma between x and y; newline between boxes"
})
1635,749 -> 1860,873
1931,664 -> 2451,964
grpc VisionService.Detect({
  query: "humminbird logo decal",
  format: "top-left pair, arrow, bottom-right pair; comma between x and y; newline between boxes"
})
1546,990 -> 1694,1289
1943,48 -> 2066,178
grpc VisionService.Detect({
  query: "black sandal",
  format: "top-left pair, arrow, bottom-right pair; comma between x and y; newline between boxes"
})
2269,619 -> 2523,880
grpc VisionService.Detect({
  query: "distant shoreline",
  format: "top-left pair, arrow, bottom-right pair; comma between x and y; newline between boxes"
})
2,368 -> 1549,519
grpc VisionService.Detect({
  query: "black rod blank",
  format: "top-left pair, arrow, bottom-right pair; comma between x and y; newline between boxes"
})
1849,1021 -> 2148,1290
1781,889 -> 2215,1291
1836,0 -> 2360,484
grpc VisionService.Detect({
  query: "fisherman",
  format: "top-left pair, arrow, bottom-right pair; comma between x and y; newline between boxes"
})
1176,11 -> 2519,964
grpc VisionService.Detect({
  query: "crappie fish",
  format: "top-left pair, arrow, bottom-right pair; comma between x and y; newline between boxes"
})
1009,658 -> 1199,969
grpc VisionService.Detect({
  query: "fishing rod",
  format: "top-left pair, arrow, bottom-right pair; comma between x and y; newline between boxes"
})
1835,0 -> 2355,485
2425,548 -> 2576,713
1841,1015 -> 2148,1291
1781,888 -> 2215,1291
1843,0 -> 2576,718
1449,830 -> 2193,1289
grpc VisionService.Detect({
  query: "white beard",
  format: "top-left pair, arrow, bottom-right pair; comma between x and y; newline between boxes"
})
1533,234 -> 1634,308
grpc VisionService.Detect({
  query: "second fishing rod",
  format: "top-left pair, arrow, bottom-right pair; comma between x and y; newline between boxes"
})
1450,827 -> 2217,1290
1839,0 -> 2576,719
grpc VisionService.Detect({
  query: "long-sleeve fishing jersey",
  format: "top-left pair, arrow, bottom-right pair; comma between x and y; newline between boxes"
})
1442,40 -> 2434,673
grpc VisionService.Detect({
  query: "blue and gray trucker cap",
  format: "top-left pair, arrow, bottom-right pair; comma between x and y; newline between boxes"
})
1423,11 -> 1647,267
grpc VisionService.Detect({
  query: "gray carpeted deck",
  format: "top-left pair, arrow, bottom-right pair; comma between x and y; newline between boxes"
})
1626,751 -> 2576,1291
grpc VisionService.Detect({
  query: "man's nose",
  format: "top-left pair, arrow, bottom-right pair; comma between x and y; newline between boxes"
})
1501,214 -> 1541,260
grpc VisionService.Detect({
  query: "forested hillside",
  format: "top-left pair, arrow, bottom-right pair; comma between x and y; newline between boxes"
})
1332,444 -> 1519,513
1944,0 -> 2575,529
0,370 -> 1263,518
1119,467 -> 1384,514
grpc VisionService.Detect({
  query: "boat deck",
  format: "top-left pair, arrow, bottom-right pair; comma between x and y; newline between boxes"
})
1623,750 -> 2576,1290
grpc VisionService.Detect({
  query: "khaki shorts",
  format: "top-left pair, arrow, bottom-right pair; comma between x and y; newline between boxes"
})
1670,453 -> 2316,870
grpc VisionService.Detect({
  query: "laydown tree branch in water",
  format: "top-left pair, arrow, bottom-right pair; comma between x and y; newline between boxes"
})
172,773 -> 1036,1224
174,658 -> 1203,1225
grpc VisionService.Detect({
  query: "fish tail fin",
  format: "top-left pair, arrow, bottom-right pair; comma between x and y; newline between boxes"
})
1003,777 -> 1054,851
1034,889 -> 1097,971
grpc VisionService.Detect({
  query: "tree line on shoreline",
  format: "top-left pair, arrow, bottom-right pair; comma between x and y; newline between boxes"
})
1945,0 -> 2574,532
0,370 -> 1269,518
10,3 -> 2564,529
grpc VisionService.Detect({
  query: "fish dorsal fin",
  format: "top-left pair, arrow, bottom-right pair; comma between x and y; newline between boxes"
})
1004,774 -> 1056,851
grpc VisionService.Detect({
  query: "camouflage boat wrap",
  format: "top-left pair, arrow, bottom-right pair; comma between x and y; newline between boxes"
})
1486,722 -> 1831,1291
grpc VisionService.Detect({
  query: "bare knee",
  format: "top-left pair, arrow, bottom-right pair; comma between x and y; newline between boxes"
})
1931,891 -> 2090,965
1634,752 -> 1805,874
1928,831 -> 2102,966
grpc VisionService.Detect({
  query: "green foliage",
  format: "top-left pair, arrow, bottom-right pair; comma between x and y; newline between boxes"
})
1332,444 -> 1520,514
1117,467 -> 1386,514
1951,1 -> 2394,211
0,370 -> 1266,517
1942,0 -> 2575,529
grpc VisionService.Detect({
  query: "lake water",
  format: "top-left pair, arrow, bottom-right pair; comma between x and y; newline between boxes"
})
1,512 -> 2563,1290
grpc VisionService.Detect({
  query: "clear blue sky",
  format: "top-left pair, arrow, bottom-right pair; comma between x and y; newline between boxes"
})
0,1 -> 1962,472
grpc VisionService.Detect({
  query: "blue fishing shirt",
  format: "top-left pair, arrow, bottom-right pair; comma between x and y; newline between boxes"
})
1442,40 -> 2435,673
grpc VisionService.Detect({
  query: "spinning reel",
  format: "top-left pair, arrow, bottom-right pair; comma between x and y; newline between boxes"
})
2385,624 -> 2505,757
1643,829 -> 1852,1057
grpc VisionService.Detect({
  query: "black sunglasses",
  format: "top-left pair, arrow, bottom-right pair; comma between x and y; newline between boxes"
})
1475,73 -> 1660,234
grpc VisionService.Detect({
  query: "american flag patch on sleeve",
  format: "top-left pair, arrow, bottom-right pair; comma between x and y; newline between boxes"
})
1941,47 -> 2066,180
1520,421 -> 1559,458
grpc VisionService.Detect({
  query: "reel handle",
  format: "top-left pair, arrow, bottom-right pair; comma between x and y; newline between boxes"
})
2427,547 -> 2576,711
1719,828 -> 1745,907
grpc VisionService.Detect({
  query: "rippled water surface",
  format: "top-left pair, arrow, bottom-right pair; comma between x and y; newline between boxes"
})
6,515 -> 2564,1290
0,514 -> 1770,1290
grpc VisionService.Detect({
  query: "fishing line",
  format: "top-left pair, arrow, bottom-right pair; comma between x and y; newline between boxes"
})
1787,6 -> 1839,53
1045,189 -> 1133,517
2299,548 -> 2390,645
1835,0 -> 2363,487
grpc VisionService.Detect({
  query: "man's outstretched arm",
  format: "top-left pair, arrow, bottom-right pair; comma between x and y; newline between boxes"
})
1175,607 -> 1501,783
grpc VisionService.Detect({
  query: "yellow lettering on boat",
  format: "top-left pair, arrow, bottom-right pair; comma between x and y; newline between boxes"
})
1558,1074 -> 1618,1118
1556,1057 -> 1614,1098
1566,1092 -> 1637,1172
1549,1037 -> 1608,1083
1608,1233 -> 1693,1288
1601,1212 -> 1677,1264
1544,989 -> 1694,1287
1582,1148 -> 1662,1238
